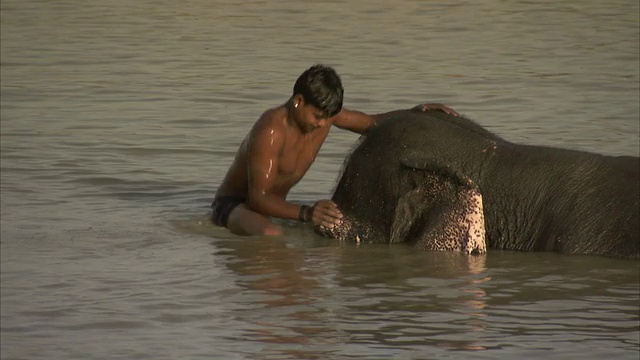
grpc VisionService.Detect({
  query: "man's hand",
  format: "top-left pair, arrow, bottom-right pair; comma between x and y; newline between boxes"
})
308,200 -> 343,229
413,103 -> 459,116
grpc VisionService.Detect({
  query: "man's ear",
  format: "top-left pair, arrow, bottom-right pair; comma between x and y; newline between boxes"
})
293,94 -> 305,108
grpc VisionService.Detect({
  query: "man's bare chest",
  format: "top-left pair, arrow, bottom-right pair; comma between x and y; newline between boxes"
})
278,128 -> 329,178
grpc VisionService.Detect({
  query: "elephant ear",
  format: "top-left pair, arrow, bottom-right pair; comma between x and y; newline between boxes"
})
390,174 -> 487,254
399,150 -> 474,188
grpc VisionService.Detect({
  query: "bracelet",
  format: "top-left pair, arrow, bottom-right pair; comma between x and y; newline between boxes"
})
298,205 -> 310,222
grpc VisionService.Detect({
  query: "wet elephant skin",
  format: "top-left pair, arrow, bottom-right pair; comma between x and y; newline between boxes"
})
319,109 -> 639,259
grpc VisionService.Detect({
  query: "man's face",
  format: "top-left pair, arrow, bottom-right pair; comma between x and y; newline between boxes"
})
296,100 -> 329,133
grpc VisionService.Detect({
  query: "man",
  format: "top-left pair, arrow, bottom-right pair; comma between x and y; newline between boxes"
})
212,64 -> 459,236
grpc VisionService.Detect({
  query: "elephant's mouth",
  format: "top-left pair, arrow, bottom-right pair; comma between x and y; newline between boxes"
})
315,204 -> 487,256
314,216 -> 372,244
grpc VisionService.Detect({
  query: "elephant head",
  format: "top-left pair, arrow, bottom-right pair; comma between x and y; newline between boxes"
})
317,133 -> 487,255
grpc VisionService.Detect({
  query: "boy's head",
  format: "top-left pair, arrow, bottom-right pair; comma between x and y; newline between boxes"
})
293,64 -> 344,118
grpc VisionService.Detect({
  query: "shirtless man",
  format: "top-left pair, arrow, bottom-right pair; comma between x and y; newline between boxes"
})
212,65 -> 459,236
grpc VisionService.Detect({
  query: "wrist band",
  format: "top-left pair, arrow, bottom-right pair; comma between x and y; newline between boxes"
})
298,205 -> 310,222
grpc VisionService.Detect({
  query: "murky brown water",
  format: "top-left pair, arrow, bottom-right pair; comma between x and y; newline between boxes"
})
1,1 -> 638,359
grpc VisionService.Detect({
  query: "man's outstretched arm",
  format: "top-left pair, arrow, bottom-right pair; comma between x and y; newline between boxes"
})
333,103 -> 459,135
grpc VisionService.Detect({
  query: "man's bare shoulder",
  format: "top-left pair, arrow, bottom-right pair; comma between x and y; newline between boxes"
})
247,106 -> 290,139
254,106 -> 288,128
241,106 -> 290,149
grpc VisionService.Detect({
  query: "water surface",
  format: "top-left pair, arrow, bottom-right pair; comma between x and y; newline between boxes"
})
1,1 -> 638,359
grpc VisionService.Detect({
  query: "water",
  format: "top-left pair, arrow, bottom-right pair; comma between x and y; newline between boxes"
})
1,0 -> 638,359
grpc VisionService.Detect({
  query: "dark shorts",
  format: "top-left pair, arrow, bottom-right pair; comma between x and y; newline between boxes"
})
211,196 -> 246,227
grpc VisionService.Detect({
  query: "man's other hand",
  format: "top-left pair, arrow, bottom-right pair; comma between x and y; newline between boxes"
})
413,103 -> 459,116
309,200 -> 343,229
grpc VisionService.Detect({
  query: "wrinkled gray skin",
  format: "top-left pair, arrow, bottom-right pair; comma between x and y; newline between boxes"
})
318,109 -> 639,259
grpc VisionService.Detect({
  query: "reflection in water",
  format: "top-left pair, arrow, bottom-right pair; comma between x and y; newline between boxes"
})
331,248 -> 494,352
459,257 -> 491,351
209,233 -> 639,359
214,234 -> 343,358
214,234 -> 496,357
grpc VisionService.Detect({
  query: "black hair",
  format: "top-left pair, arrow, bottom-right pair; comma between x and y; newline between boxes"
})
293,64 -> 344,118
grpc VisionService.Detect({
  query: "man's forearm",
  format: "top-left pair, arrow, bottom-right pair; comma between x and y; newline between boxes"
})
343,104 -> 457,135
335,106 -> 424,134
247,193 -> 306,221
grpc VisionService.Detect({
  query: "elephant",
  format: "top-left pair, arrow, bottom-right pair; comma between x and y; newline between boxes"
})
317,109 -> 639,259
